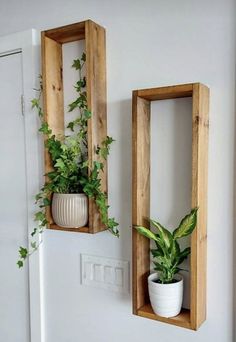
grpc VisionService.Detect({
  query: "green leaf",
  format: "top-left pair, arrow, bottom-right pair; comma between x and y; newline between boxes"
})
134,226 -> 158,242
96,136 -> 115,160
74,78 -> 86,91
105,136 -> 115,145
158,255 -> 172,269
151,248 -> 163,258
107,218 -> 118,227
72,59 -> 81,70
81,53 -> 86,62
94,161 -> 103,171
35,193 -> 42,202
67,122 -> 75,131
31,228 -> 37,237
31,98 -> 39,108
154,236 -> 169,256
34,211 -> 45,222
31,241 -> 37,249
150,219 -> 173,250
45,136 -> 62,161
173,208 -> 198,240
68,101 -> 79,112
84,110 -> 92,119
19,247 -> 28,259
46,171 -> 58,180
95,146 -> 100,155
177,247 -> 191,265
39,122 -> 52,135
43,198 -> 51,207
81,160 -> 89,169
170,240 -> 180,262
17,260 -> 24,268
153,261 -> 165,272
54,158 -> 65,170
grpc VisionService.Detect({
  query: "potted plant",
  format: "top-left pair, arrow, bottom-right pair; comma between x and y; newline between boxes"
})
17,53 -> 119,267
134,208 -> 198,318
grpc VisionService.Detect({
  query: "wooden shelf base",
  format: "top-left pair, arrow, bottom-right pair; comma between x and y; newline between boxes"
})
137,304 -> 191,329
48,224 -> 89,233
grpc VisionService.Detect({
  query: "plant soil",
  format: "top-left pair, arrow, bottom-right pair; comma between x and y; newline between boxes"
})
153,279 -> 179,284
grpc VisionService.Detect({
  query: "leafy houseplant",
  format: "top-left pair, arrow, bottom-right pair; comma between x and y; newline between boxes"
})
17,53 -> 119,268
134,208 -> 198,317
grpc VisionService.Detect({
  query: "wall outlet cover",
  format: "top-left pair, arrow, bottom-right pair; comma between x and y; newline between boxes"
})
81,254 -> 129,294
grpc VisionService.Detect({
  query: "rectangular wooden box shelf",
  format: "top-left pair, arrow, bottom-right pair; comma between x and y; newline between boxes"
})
132,83 -> 209,330
41,20 -> 107,234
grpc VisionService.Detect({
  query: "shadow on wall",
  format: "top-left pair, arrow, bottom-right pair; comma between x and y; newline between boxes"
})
233,75 -> 236,341
108,98 -> 133,298
118,99 -> 133,260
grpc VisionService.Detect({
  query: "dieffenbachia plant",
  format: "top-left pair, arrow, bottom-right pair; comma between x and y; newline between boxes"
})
134,208 -> 198,284
17,53 -> 119,268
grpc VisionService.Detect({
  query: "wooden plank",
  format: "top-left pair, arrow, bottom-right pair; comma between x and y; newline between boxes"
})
132,93 -> 151,312
138,304 -> 191,329
41,33 -> 65,225
49,224 -> 89,233
190,83 -> 209,330
136,84 -> 193,101
44,21 -> 86,43
85,20 -> 107,233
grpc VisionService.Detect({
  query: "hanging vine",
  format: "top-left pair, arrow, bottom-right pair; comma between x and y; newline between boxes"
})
17,53 -> 119,268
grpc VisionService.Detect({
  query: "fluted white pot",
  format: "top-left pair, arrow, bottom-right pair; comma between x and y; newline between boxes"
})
52,193 -> 88,228
148,273 -> 183,318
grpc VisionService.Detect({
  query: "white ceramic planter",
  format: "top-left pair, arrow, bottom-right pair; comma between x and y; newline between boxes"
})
52,193 -> 88,228
148,273 -> 183,318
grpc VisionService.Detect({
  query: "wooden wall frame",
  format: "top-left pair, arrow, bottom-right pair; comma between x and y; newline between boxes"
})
132,83 -> 209,330
41,20 -> 107,234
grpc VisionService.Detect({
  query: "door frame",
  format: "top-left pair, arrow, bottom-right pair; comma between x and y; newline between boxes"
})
0,30 -> 43,342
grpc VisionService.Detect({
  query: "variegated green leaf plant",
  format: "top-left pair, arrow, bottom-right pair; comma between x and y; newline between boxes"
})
134,208 -> 198,284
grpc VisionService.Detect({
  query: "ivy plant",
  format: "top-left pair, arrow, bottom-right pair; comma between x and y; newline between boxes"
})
17,53 -> 119,268
134,208 -> 198,284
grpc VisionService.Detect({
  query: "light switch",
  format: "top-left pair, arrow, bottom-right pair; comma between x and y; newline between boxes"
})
84,262 -> 93,280
115,267 -> 123,286
81,254 -> 129,293
94,264 -> 103,282
104,266 -> 114,284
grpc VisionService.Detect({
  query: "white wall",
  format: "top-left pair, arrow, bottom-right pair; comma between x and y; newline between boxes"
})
0,0 -> 235,341
151,98 -> 193,309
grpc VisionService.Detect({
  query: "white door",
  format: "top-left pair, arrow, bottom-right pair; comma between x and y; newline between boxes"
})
0,52 -> 30,341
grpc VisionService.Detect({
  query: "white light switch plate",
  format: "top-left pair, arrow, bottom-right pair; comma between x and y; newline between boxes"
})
81,254 -> 129,294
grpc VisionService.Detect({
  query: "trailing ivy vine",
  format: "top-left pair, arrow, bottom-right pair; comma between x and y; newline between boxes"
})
17,53 -> 119,268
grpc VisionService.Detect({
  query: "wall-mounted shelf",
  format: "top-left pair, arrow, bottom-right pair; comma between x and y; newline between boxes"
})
132,83 -> 209,330
41,20 -> 107,234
